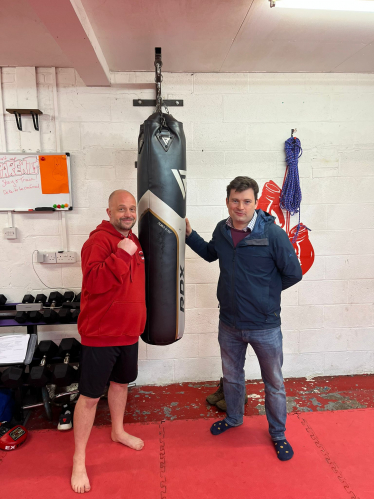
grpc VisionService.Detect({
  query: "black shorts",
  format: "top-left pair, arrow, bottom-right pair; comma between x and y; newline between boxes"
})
79,342 -> 138,399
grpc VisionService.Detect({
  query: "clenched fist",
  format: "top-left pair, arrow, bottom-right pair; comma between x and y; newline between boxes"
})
118,238 -> 138,256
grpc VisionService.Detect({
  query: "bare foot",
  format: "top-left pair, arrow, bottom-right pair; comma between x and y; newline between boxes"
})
71,459 -> 91,494
111,430 -> 144,450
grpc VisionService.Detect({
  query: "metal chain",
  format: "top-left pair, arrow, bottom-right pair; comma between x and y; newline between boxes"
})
154,62 -> 170,119
155,63 -> 163,114
154,58 -> 170,130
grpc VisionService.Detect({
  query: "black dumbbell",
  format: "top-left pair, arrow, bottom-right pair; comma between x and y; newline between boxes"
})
15,311 -> 29,324
29,310 -> 43,323
58,308 -> 72,323
51,338 -> 81,387
27,340 -> 58,387
35,294 -> 47,305
48,291 -> 64,306
71,309 -> 80,322
61,338 -> 81,363
22,294 -> 35,304
0,294 -> 7,305
62,291 -> 80,310
1,366 -> 24,388
43,308 -> 58,323
73,293 -> 81,303
64,291 -> 75,302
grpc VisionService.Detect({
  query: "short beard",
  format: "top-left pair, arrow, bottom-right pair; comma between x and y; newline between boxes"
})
115,218 -> 136,232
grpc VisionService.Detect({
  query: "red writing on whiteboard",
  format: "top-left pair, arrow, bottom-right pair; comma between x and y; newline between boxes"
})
2,173 -> 40,195
3,184 -> 40,195
0,157 -> 39,179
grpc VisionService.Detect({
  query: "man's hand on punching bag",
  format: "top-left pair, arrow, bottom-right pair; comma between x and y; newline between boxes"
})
185,218 -> 192,238
118,238 -> 138,256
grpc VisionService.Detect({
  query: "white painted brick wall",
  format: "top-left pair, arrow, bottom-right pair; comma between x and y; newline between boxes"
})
0,69 -> 373,383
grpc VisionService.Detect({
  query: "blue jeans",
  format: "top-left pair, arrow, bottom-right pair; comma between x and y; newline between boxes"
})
218,320 -> 287,441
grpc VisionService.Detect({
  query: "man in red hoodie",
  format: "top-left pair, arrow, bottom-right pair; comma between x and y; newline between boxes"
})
71,190 -> 146,494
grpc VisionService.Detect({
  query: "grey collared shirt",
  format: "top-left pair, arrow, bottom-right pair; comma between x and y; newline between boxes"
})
226,211 -> 257,232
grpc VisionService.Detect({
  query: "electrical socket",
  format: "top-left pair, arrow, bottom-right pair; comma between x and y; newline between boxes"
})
37,250 -> 77,264
56,251 -> 77,264
3,227 -> 17,239
36,251 -> 44,263
43,252 -> 57,264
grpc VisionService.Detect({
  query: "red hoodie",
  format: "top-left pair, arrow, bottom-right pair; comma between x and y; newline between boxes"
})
78,220 -> 146,347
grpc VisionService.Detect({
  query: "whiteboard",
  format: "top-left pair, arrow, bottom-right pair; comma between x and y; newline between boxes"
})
0,153 -> 73,212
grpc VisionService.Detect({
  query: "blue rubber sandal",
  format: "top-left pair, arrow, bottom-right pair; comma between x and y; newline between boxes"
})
274,439 -> 294,461
210,419 -> 235,436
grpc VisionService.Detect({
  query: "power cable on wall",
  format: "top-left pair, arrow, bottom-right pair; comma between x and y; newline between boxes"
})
31,250 -> 78,292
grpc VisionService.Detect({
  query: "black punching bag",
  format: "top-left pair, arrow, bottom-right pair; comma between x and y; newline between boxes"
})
137,112 -> 186,345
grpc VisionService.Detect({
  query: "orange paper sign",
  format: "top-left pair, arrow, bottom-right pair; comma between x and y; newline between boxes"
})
39,155 -> 69,194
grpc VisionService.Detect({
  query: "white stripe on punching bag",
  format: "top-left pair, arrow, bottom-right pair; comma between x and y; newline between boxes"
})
138,190 -> 186,339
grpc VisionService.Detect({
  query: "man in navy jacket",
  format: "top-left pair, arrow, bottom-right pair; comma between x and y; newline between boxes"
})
186,176 -> 302,460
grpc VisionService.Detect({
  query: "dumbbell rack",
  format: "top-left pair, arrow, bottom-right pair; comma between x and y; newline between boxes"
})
0,303 -> 80,423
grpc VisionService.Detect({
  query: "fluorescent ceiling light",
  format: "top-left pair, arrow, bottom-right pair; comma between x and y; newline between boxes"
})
275,0 -> 374,12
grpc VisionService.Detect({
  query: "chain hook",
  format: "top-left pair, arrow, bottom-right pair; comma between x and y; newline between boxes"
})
154,48 -> 164,116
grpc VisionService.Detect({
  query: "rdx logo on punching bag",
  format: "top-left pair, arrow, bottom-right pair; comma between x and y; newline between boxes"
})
180,265 -> 185,312
171,169 -> 187,199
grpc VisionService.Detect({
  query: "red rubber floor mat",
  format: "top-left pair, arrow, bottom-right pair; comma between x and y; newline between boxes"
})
298,408 -> 374,499
163,415 -> 351,499
0,423 -> 161,499
0,411 -> 372,498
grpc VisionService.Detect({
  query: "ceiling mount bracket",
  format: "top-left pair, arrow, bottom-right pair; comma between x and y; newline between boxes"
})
6,109 -> 43,131
133,48 -> 183,108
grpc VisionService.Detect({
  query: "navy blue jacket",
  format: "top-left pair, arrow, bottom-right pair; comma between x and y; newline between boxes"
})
186,209 -> 302,330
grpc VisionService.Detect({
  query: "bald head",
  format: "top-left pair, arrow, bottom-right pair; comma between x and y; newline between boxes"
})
108,189 -> 135,208
107,190 -> 137,235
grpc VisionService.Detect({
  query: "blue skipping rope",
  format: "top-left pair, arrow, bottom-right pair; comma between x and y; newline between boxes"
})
280,136 -> 310,243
